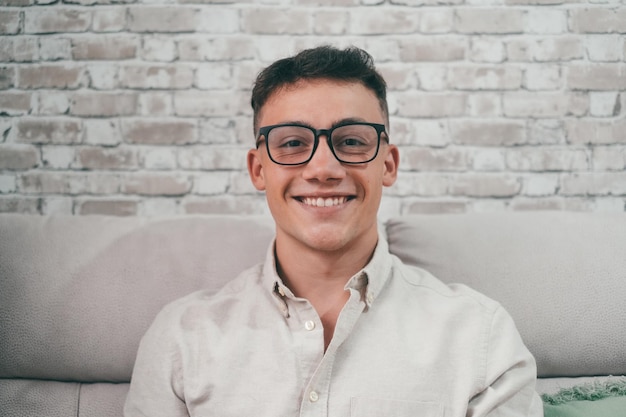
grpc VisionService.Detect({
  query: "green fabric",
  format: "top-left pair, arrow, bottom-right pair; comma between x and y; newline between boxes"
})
542,378 -> 626,417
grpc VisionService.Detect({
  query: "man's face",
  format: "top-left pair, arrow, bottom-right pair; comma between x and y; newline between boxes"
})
247,79 -> 399,255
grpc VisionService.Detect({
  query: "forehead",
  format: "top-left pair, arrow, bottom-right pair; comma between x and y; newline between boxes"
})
257,79 -> 385,128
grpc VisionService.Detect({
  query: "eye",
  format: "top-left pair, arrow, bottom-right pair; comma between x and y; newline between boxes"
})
278,137 -> 307,148
340,137 -> 366,147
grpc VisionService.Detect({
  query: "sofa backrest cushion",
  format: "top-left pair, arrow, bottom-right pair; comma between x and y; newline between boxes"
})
0,214 -> 274,382
386,212 -> 626,378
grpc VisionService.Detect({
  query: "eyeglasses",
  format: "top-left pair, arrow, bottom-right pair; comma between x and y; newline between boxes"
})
256,122 -> 388,166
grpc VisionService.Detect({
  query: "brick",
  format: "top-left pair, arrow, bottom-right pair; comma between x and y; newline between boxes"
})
18,64 -> 85,89
86,64 -> 118,90
521,174 -> 559,196
177,145 -> 246,170
0,196 -> 40,214
24,8 -> 90,34
449,119 -> 526,146
404,199 -> 468,214
503,92 -> 588,118
396,92 -> 466,117
39,38 -> 72,61
526,9 -> 567,34
589,92 -> 621,117
41,146 -> 75,169
141,36 -> 177,62
0,11 -> 20,34
15,118 -> 81,144
455,8 -> 525,34
0,38 -> 38,62
183,195 -> 267,215
141,147 -> 177,170
177,36 -> 255,61
122,119 -> 197,145
467,93 -> 502,116
83,119 -> 122,146
593,146 -> 626,171
139,198 -> 180,216
77,147 -> 138,170
92,8 -> 127,32
313,10 -> 348,35
120,64 -> 194,89
391,173 -> 449,196
243,8 -> 312,35
378,64 -> 418,91
199,117 -> 241,145
420,9 -> 453,33
593,198 -> 626,212
122,173 -> 191,196
173,90 -> 241,117
400,146 -> 469,171
0,67 -> 15,89
528,119 -> 566,145
191,172 -> 230,195
399,37 -> 465,61
138,92 -> 173,116
128,6 -> 198,33
70,92 -> 137,116
506,147 -> 589,171
40,197 -> 73,215
0,92 -> 31,115
471,148 -> 506,171
450,173 -> 521,197
509,197 -> 592,212
1,175 -> 16,193
0,145 -> 39,169
195,63 -> 234,89
399,119 -> 450,147
566,118 -> 626,145
569,8 -> 626,34
37,91 -> 70,115
415,66 -> 448,90
524,64 -> 562,91
348,8 -> 420,34
585,35 -> 624,62
228,171 -> 259,195
560,172 -> 626,196
470,37 -> 505,63
72,36 -> 137,60
18,172 -> 121,195
196,7 -> 240,34
449,65 -> 522,90
507,37 -> 584,62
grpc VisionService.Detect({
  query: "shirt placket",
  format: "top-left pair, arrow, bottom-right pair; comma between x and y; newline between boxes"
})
297,285 -> 367,417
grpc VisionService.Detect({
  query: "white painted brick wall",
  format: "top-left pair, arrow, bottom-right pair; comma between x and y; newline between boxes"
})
0,1 -> 624,217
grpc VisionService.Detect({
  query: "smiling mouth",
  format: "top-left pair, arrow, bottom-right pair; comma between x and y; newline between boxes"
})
298,196 -> 354,208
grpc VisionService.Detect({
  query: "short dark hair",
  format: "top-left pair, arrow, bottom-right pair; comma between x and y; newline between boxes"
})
250,45 -> 388,132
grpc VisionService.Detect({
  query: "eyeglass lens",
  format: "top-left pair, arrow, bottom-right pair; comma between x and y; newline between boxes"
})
266,124 -> 380,165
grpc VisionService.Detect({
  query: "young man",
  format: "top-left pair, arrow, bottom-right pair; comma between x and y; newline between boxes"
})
125,46 -> 543,416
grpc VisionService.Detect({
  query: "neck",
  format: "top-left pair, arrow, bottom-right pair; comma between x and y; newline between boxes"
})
274,230 -> 378,351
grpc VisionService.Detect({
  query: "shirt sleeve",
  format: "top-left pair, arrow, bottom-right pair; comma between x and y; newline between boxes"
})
124,305 -> 189,417
467,305 -> 544,417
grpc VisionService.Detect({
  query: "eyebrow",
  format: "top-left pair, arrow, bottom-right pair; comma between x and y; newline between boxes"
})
279,117 -> 370,130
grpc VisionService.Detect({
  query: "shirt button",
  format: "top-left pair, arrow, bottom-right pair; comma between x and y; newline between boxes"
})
309,391 -> 319,402
304,320 -> 315,331
367,292 -> 374,304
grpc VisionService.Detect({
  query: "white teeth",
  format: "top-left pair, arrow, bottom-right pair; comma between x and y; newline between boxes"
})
302,197 -> 348,207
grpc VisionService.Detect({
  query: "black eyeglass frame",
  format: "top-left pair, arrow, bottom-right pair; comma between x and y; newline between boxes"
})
255,122 -> 389,166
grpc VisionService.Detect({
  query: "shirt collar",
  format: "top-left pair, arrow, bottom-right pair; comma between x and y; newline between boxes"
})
263,233 -> 394,316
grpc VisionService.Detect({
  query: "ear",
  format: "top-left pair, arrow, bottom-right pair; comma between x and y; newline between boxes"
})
382,144 -> 399,187
247,149 -> 266,191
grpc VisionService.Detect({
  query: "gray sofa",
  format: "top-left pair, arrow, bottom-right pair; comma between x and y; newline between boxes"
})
1,212 -> 625,416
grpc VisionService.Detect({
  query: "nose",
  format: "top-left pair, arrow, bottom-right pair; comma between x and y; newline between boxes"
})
301,136 -> 346,182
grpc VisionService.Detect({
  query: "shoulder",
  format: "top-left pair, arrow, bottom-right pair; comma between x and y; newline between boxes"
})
147,263 -> 265,335
389,255 -> 501,316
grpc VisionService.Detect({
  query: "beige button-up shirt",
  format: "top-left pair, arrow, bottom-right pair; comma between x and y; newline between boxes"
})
125,238 -> 543,417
